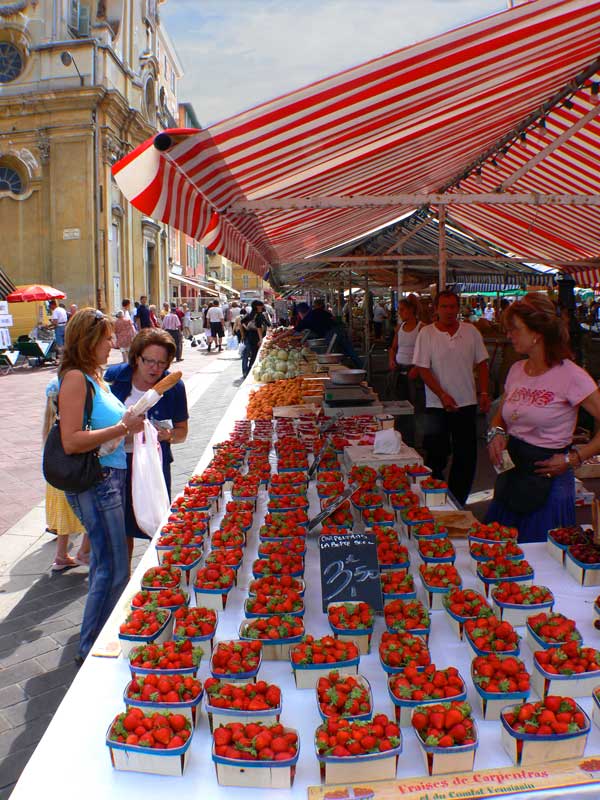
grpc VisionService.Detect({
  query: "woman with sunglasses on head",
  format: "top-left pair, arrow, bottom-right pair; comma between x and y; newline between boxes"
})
58,309 -> 146,665
105,328 -> 189,559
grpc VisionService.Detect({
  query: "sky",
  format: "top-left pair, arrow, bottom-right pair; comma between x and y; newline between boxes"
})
161,0 -> 508,127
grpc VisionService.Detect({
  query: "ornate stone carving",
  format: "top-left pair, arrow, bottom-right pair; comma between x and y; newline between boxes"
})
0,0 -> 37,17
36,135 -> 49,165
102,130 -> 125,165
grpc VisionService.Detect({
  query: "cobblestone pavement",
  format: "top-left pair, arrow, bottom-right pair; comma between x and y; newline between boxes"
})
0,339 -> 244,798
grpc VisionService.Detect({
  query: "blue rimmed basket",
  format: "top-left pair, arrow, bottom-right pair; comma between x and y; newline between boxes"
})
500,701 -> 590,766
118,611 -> 173,658
470,659 -> 529,720
239,620 -> 304,661
388,674 -> 467,726
316,733 -> 402,784
316,674 -> 373,722
212,729 -> 299,788
476,567 -> 534,598
106,715 -> 194,776
123,679 -> 204,726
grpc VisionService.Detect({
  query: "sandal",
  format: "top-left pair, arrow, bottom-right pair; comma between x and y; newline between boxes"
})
51,555 -> 78,571
74,552 -> 90,567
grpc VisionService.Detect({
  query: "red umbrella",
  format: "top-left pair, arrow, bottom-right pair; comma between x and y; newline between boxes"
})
6,284 -> 66,302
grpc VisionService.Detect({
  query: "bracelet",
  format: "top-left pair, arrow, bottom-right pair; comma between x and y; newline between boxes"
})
119,420 -> 129,435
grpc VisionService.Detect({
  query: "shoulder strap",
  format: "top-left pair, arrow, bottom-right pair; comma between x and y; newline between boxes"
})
83,374 -> 95,430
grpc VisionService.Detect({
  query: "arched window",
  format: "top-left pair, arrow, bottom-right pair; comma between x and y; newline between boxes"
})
0,42 -> 23,83
0,163 -> 24,195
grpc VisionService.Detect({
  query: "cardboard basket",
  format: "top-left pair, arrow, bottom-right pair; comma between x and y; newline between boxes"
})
209,642 -> 262,684
525,621 -> 581,653
565,551 -> 600,586
388,678 -> 466,726
419,577 -> 461,611
213,730 -> 299,788
414,725 -> 478,776
422,489 -> 448,507
531,657 -> 600,698
470,664 -> 529,721
106,717 -> 193,776
239,623 -> 304,662
130,590 -> 189,613
194,585 -> 233,611
476,571 -> 533,599
118,613 -> 173,659
123,681 -> 203,727
491,594 -> 554,627
464,628 -> 520,659
316,675 -> 373,722
206,698 -> 281,731
290,656 -> 360,689
500,703 -> 590,765
316,742 -> 402,784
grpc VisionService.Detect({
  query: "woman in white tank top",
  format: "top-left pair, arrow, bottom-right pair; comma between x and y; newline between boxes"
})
388,295 -> 424,446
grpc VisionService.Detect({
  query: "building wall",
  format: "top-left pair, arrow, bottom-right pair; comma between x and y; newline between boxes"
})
232,264 -> 272,298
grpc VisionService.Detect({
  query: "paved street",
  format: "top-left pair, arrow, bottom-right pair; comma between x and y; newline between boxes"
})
0,340 -> 244,798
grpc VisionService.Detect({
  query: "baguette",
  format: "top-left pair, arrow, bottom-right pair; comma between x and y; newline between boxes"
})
153,371 -> 182,396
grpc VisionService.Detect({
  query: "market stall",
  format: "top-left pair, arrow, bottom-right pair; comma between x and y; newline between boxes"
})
11,344 -> 600,800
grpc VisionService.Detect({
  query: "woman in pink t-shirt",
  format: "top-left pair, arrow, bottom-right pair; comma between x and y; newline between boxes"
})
486,294 -> 600,542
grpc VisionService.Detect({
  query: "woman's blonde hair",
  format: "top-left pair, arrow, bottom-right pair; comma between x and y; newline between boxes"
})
58,308 -> 113,378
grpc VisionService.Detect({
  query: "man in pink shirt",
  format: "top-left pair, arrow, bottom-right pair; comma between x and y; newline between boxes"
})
162,304 -> 183,362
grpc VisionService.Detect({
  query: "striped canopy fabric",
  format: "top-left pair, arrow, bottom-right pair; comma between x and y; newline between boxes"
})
113,0 -> 600,279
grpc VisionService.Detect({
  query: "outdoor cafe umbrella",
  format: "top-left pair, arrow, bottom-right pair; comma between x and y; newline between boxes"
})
6,285 -> 66,302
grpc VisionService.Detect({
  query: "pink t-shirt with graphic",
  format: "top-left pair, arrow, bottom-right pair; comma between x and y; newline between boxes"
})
503,359 -> 597,448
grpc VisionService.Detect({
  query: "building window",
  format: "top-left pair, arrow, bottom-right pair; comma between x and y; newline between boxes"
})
0,42 -> 24,83
0,162 -> 24,194
170,71 -> 175,93
242,275 -> 249,289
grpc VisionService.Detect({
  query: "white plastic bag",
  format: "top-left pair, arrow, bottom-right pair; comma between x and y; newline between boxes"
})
373,428 -> 403,455
132,419 -> 170,536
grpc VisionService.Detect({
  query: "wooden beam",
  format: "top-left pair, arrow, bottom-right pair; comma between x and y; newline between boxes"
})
229,193 -> 600,212
298,254 -> 600,267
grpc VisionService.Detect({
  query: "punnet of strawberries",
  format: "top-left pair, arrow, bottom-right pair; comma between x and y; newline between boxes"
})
390,491 -> 420,509
252,554 -> 304,576
131,588 -> 188,610
210,640 -> 262,676
534,642 -> 600,675
547,526 -> 591,547
241,615 -> 305,641
258,537 -> 306,557
211,528 -> 245,549
119,608 -> 170,637
126,673 -> 203,704
351,489 -> 384,508
172,492 -> 212,511
270,483 -> 308,497
270,471 -> 307,486
419,563 -> 462,590
259,523 -> 308,540
225,500 -> 255,513
472,654 -> 530,695
464,616 -> 519,654
384,599 -> 430,634
157,530 -> 205,549
421,478 -> 448,491
108,707 -> 192,749
402,505 -> 434,523
267,495 -> 309,511
317,671 -> 371,718
477,558 -> 533,581
142,566 -> 182,590
194,565 -> 236,591
468,521 -> 518,542
264,509 -> 309,527
382,475 -> 411,492
315,714 -> 400,757
568,542 -> 600,565
389,664 -> 465,702
206,547 -> 244,568
418,537 -> 455,561
379,464 -> 409,481
412,701 -> 476,748
413,522 -> 449,539
349,465 -> 378,488
442,588 -> 491,620
162,546 -> 203,568
406,463 -> 431,476
316,470 -> 343,484
290,635 -> 359,666
245,591 -> 304,616
527,612 -> 581,646
221,511 -> 253,529
205,678 -> 281,711
377,538 -> 410,568
129,639 -> 203,672
379,631 -> 431,671
502,696 -> 588,736
213,721 -> 298,762
363,507 -> 395,526
328,602 -> 374,631
173,606 -> 217,639
381,570 -> 415,596
248,575 -> 304,596
492,582 -> 553,607
469,541 -> 524,561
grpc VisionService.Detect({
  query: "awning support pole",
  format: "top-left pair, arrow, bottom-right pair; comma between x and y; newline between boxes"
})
365,269 -> 370,381
438,207 -> 447,290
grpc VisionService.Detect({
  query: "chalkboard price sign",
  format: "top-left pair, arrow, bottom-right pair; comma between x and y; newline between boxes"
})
319,532 -> 383,612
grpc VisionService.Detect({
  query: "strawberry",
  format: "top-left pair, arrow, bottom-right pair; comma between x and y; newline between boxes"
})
411,700 -> 476,748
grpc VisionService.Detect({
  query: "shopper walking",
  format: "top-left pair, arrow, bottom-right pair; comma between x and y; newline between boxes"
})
486,294 -> 600,542
57,308 -> 145,664
388,295 -> 424,446
136,296 -> 152,329
206,300 -> 225,353
182,303 -> 193,340
49,299 -> 68,351
162,303 -> 183,361
114,310 -> 136,363
414,290 -> 490,506
241,299 -> 270,377
373,299 -> 388,341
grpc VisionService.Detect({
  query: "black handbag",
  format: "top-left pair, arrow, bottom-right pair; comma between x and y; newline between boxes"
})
493,436 -> 566,515
43,378 -> 103,493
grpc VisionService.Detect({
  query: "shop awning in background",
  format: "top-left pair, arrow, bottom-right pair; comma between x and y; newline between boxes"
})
168,272 -> 220,296
113,0 -> 600,280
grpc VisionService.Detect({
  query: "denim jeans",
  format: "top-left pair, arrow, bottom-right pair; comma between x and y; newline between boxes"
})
242,341 -> 259,377
66,467 -> 128,659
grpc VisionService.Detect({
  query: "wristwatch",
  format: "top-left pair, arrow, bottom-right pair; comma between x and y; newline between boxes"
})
486,426 -> 507,445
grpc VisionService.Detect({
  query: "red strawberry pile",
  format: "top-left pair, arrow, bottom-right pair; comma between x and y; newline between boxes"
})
468,521 -> 518,543
389,664 -> 465,702
351,489 -> 384,509
206,547 -> 244,568
379,632 -> 431,671
129,639 -> 203,672
246,590 -> 304,616
221,511 -> 253,530
131,588 -> 188,610
315,714 -> 400,757
196,467 -> 225,486
157,530 -> 205,549
162,546 -> 203,568
267,494 -> 309,511
381,570 -> 415,597
142,566 -> 182,590
316,470 -> 343,484
492,582 -> 553,607
252,554 -> 304,576
349,465 -> 377,488
469,541 -> 524,561
258,537 -> 306,557
205,678 -> 281,711
213,722 -> 298,762
527,612 -> 581,646
290,635 -> 359,666
210,640 -> 262,676
173,606 -> 217,639
377,537 -> 410,568
328,602 -> 374,631
231,475 -> 260,497
242,615 -> 304,641
363,507 -> 395,526
211,528 -> 245,549
317,672 -> 371,718
421,478 -> 448,491
419,563 -> 462,590
270,471 -> 307,486
109,708 -> 191,749
402,506 -> 434,523
548,526 -> 591,547
534,642 -> 600,675
194,565 -> 236,591
264,509 -> 309,527
384,599 -> 430,634
120,608 -> 170,637
248,575 -> 304,596
477,558 -> 533,582
270,482 -> 308,497
259,523 -> 308,539
443,588 -> 491,620
502,696 -> 587,736
464,616 -> 519,654
413,522 -> 449,539
406,463 -> 431,476
472,654 -> 530,694
172,492 -> 212,511
412,701 -> 476,748
225,500 -> 255,513
277,455 -> 308,471
568,542 -> 600,565
390,491 -> 420,509
418,537 -> 455,561
126,673 -> 202,704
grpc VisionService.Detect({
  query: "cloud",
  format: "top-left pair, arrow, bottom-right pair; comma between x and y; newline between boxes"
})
161,0 -> 505,126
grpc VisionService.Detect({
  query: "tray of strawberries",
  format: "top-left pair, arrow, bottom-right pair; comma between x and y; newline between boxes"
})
471,653 -> 530,720
315,714 -> 402,784
259,522 -> 308,540
244,590 -> 305,618
565,542 -> 600,586
469,540 -> 524,563
289,635 -> 360,689
252,553 -> 305,578
546,525 -> 591,564
384,598 -> 430,638
526,611 -> 582,651
225,500 -> 255,514
257,537 -> 306,558
158,529 -> 206,550
194,565 -> 237,611
349,465 -> 378,487
315,470 -> 343,485
239,615 -> 305,660
417,536 -> 456,564
130,587 -> 189,612
532,642 -> 600,697
123,673 -> 204,726
210,528 -> 246,549
327,602 -> 374,655
248,575 -> 305,597
129,639 -> 203,678
388,664 -> 467,725
118,608 -> 173,657
206,547 -> 244,572
212,722 -> 299,788
209,639 -> 263,682
442,588 -> 492,640
221,510 -> 253,532
141,565 -> 182,592
316,671 -> 373,721
390,490 -> 420,511
400,505 -> 434,535
379,631 -> 431,674
317,481 -> 345,499
420,477 -> 448,505
411,701 -> 478,776
406,463 -> 432,482
464,615 -> 520,657
412,522 -> 449,541
204,678 -> 281,728
376,536 -> 410,571
491,583 -> 554,627
160,547 -> 203,587
419,564 -> 462,609
172,606 -> 218,646
362,506 -> 395,527
351,489 -> 385,510
468,521 -> 518,544
476,558 -> 534,596
380,570 -> 416,600
267,494 -> 309,513
263,509 -> 309,528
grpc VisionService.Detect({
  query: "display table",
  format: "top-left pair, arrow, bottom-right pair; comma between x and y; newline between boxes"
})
11,375 -> 600,800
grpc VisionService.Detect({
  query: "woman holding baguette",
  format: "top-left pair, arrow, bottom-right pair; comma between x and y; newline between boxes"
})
105,329 -> 189,554
58,309 -> 146,664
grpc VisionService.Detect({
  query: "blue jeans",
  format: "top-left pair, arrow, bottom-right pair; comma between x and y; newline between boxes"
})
66,468 -> 129,659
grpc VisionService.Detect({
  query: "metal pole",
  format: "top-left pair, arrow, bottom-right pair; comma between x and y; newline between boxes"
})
347,271 -> 353,336
438,206 -> 447,291
364,269 -> 370,382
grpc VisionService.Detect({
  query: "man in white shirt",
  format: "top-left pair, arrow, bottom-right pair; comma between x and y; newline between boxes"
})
49,300 -> 68,350
414,290 -> 490,506
372,300 -> 388,341
206,301 -> 225,353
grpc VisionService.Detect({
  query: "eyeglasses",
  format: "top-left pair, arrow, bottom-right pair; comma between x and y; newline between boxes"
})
140,356 -> 169,369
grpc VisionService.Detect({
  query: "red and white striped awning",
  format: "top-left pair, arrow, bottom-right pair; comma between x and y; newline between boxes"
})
113,0 -> 600,278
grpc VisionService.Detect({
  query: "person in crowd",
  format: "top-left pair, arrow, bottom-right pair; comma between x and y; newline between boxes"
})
160,302 -> 170,321
182,303 -> 193,341
388,295 -> 424,446
105,328 -> 189,560
373,299 -> 389,341
296,299 -> 362,368
414,290 -> 490,507
229,301 -> 242,334
486,294 -> 600,542
162,303 -> 183,362
241,299 -> 270,377
149,304 -> 160,328
49,299 -> 68,351
122,298 -> 133,322
484,303 -> 495,322
58,308 -> 145,665
232,312 -> 244,344
43,378 -> 90,570
67,303 -> 78,320
173,304 -> 185,360
113,309 -> 136,362
136,295 -> 151,329
206,300 -> 225,353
